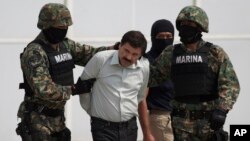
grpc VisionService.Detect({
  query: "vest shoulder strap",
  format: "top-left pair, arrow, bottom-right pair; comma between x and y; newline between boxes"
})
31,39 -> 68,53
173,42 -> 214,55
204,42 -> 213,47
173,43 -> 184,55
198,42 -> 214,53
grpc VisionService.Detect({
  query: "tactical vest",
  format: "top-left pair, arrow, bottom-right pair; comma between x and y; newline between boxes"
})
19,39 -> 75,96
171,42 -> 218,103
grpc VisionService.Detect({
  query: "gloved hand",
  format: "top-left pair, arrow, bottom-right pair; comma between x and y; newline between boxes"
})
210,109 -> 228,131
210,128 -> 229,141
113,42 -> 120,50
71,78 -> 96,95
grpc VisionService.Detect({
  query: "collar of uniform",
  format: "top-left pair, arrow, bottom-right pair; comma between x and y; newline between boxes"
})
198,39 -> 206,47
36,31 -> 50,45
110,51 -> 142,69
182,39 -> 205,52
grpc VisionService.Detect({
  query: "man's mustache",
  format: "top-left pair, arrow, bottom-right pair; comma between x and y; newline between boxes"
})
123,57 -> 132,63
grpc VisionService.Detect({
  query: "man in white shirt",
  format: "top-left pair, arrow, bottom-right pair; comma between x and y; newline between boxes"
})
77,30 -> 153,141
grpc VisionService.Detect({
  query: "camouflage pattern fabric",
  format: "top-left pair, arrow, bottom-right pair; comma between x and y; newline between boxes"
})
149,40 -> 240,140
17,3 -> 113,140
37,3 -> 73,29
172,117 -> 212,141
176,5 -> 209,33
17,32 -> 111,134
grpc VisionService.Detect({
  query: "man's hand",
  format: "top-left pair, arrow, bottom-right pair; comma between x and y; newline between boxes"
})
143,134 -> 155,141
210,109 -> 228,130
71,78 -> 96,95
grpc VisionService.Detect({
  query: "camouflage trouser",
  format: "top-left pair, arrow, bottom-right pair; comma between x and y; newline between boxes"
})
17,119 -> 71,141
17,102 -> 71,141
32,111 -> 71,141
30,127 -> 71,141
17,111 -> 70,141
17,115 -> 71,141
172,117 -> 213,141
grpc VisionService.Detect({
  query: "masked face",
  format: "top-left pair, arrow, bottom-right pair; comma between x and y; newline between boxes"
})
43,27 -> 68,44
152,38 -> 173,52
179,25 -> 202,44
151,32 -> 174,52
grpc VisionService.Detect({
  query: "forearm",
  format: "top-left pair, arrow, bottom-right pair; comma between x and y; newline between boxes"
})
217,59 -> 240,110
31,77 -> 71,101
138,100 -> 151,136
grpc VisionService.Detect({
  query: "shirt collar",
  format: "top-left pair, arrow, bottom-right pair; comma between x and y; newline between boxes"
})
110,51 -> 142,69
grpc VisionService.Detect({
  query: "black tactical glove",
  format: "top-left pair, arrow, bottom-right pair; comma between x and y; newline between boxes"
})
210,128 -> 229,141
71,78 -> 96,95
113,42 -> 120,50
210,109 -> 228,131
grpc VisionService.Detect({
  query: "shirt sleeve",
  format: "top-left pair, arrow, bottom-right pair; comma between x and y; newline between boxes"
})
80,52 -> 102,80
216,48 -> 240,110
137,58 -> 150,102
21,44 -> 71,102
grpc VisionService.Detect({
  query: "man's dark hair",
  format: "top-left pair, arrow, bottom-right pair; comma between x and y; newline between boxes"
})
121,30 -> 147,55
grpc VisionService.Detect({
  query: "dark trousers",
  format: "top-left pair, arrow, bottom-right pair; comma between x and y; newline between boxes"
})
91,116 -> 138,141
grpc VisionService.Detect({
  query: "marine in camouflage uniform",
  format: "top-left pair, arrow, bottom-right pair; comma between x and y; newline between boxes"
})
16,3 -> 112,141
149,6 -> 240,141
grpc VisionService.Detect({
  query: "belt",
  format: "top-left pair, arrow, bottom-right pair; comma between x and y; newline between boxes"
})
172,109 -> 212,120
91,116 -> 136,128
26,102 -> 64,117
149,109 -> 171,115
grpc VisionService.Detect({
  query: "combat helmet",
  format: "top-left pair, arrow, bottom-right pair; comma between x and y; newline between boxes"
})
37,3 -> 73,29
176,5 -> 209,33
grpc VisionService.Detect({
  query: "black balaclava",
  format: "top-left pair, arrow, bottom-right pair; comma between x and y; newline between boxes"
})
43,27 -> 68,44
148,19 -> 175,60
178,25 -> 202,44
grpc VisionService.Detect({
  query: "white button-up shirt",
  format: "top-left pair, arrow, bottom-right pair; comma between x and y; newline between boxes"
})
80,50 -> 149,122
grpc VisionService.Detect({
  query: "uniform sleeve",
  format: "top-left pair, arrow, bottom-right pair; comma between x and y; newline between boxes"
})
21,44 -> 71,102
217,49 -> 240,110
66,39 -> 113,66
148,46 -> 173,87
137,58 -> 150,102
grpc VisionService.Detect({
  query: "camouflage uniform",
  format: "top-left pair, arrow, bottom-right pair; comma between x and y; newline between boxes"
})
16,3 -> 111,141
149,6 -> 240,141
